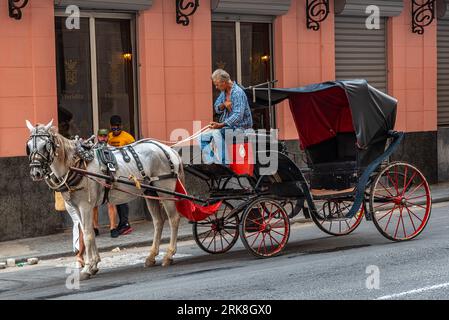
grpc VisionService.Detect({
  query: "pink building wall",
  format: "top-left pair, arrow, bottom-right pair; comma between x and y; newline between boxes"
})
0,0 -> 58,157
274,0 -> 336,141
0,0 -> 439,157
138,0 -> 212,142
387,0 -> 437,133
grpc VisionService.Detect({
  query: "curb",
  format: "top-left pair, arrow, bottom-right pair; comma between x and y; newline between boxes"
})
2,195 -> 448,265
433,195 -> 449,204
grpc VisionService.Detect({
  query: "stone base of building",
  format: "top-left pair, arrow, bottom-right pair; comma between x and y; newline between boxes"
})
0,157 -> 65,242
438,127 -> 449,182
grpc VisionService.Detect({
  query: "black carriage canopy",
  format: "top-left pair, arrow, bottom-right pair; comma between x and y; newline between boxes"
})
245,80 -> 397,167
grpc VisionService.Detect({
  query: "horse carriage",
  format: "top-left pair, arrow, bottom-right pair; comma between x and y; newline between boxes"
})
26,79 -> 432,276
182,79 -> 432,258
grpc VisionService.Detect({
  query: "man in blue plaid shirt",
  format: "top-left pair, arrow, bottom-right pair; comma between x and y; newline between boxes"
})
199,69 -> 253,164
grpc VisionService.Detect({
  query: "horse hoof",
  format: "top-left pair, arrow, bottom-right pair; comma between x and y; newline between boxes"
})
162,258 -> 173,267
90,268 -> 99,275
80,272 -> 91,281
144,258 -> 156,268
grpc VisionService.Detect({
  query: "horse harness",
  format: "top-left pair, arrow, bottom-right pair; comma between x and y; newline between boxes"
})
51,138 -> 94,192
48,158 -> 86,193
27,127 -> 177,200
98,140 -> 178,204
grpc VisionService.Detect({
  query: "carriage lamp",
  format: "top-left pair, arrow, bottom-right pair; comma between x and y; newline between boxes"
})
176,0 -> 199,26
123,53 -> 132,61
8,0 -> 29,20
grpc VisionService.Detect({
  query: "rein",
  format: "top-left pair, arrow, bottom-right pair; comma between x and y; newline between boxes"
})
138,126 -> 211,148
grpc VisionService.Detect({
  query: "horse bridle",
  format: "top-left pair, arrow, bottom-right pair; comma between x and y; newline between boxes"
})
27,127 -> 89,191
27,127 -> 58,175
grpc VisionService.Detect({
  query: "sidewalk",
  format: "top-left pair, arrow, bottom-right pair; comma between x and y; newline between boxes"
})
1,182 -> 448,264
0,219 -> 195,264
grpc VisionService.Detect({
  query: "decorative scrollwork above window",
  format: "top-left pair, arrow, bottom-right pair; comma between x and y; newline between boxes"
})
412,0 -> 436,34
306,0 -> 330,31
8,0 -> 29,20
176,0 -> 199,26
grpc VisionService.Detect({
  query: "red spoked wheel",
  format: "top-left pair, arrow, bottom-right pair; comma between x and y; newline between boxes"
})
310,199 -> 364,236
193,201 -> 240,254
369,162 -> 432,241
239,198 -> 290,258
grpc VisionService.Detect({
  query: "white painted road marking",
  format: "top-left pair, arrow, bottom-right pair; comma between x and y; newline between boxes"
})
376,282 -> 449,300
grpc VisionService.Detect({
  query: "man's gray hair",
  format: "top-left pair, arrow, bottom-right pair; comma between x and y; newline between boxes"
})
211,69 -> 231,82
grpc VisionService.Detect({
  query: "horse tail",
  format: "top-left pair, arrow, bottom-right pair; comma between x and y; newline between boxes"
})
169,146 -> 185,183
177,153 -> 185,184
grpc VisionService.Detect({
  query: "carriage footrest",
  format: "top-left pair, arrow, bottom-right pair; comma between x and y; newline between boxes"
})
311,187 -> 355,200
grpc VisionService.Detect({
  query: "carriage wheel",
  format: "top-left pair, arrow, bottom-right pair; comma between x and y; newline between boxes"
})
192,201 -> 240,254
239,198 -> 290,258
310,199 -> 364,236
369,162 -> 431,241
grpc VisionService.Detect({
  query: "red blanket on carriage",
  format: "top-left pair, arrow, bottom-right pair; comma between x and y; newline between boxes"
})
174,179 -> 222,222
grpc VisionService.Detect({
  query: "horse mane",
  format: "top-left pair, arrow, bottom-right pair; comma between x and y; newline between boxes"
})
48,126 -> 77,165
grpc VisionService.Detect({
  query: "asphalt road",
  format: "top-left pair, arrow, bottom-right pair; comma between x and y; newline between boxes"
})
1,201 -> 449,300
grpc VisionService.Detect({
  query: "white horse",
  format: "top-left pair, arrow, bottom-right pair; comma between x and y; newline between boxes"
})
26,120 -> 183,280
